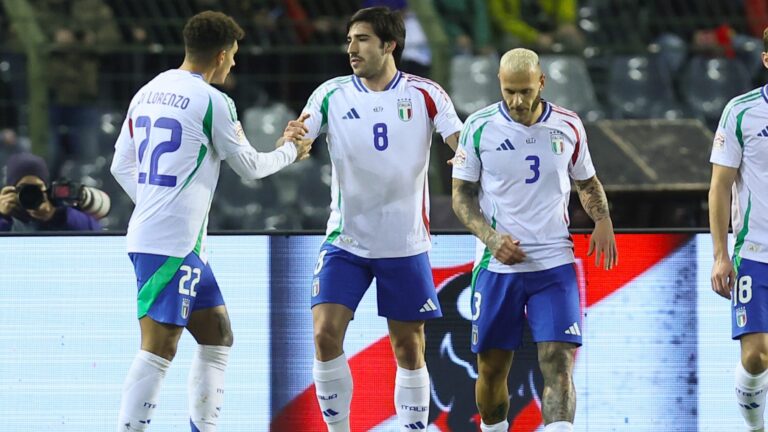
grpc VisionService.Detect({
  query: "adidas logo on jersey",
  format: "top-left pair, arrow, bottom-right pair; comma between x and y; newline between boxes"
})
419,298 -> 438,312
342,108 -> 361,119
758,126 -> 768,137
564,322 -> 581,336
496,139 -> 515,151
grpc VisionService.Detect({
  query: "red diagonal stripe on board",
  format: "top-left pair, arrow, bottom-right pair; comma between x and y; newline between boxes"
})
271,234 -> 689,431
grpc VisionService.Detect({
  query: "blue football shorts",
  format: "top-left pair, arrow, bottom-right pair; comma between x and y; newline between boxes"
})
310,243 -> 442,321
471,263 -> 582,353
130,252 -> 225,327
732,258 -> 768,339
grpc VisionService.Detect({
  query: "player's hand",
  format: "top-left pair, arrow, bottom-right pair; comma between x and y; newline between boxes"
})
0,186 -> 18,217
487,232 -> 526,265
293,138 -> 313,161
281,113 -> 310,144
711,256 -> 736,300
588,219 -> 617,270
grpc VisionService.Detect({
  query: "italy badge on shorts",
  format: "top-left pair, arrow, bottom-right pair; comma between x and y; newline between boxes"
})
736,307 -> 748,328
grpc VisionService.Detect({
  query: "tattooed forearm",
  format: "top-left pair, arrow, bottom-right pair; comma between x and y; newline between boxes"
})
452,179 -> 495,245
574,175 -> 610,223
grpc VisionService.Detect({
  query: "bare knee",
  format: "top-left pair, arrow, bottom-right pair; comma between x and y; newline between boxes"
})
478,358 -> 509,383
391,335 -> 424,369
538,344 -> 576,383
742,347 -> 768,374
314,320 -> 345,360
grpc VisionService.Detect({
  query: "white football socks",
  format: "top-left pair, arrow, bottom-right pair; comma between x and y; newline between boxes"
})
736,362 -> 768,431
117,350 -> 171,432
544,421 -> 574,431
480,419 -> 509,431
313,354 -> 353,432
188,345 -> 230,431
394,366 -> 430,431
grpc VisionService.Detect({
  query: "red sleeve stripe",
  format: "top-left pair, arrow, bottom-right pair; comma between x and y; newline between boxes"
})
128,117 -> 133,138
551,105 -> 580,120
405,73 -> 451,100
415,87 -> 437,120
564,120 -> 581,165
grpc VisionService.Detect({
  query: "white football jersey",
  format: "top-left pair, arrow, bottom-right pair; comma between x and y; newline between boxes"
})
113,69 -> 258,259
302,71 -> 463,258
711,85 -> 768,265
452,101 -> 596,273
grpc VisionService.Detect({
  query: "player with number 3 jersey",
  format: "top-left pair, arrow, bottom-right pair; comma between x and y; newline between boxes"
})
284,7 -> 462,431
452,48 -> 617,432
110,11 -> 310,432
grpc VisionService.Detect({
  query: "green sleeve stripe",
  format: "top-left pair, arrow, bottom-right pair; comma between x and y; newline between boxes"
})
472,122 -> 490,159
320,88 -> 340,128
733,192 -> 752,274
137,256 -> 185,319
721,93 -> 761,128
735,107 -> 752,148
181,97 -> 212,190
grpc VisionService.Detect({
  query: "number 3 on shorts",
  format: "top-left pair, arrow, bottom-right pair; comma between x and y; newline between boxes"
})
314,250 -> 328,276
472,292 -> 482,321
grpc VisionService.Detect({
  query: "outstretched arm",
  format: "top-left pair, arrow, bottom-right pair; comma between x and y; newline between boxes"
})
574,175 -> 617,269
452,178 -> 525,265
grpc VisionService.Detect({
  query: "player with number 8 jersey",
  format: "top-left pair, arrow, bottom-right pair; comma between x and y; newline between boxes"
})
109,11 -> 311,432
292,6 -> 463,432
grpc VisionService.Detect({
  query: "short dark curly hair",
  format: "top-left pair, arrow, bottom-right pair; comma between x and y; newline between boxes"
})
183,11 -> 244,62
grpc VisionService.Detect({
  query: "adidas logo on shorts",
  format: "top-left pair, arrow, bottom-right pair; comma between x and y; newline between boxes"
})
419,298 -> 438,312
564,322 -> 581,336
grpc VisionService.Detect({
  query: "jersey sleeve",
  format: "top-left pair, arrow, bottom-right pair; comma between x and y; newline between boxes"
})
209,92 -> 256,159
451,118 -> 483,182
566,118 -> 596,181
415,81 -> 463,140
300,80 -> 337,141
710,101 -> 743,168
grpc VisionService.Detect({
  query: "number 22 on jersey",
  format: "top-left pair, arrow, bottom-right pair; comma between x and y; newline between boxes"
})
135,116 -> 183,187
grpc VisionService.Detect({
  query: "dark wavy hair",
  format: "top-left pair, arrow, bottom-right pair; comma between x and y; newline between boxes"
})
347,7 -> 406,64
183,11 -> 244,63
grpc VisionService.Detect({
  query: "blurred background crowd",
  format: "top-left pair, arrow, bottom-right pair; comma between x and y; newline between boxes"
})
0,0 -> 765,231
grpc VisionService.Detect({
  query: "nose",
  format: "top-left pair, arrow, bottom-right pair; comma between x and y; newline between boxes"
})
510,93 -> 523,107
347,40 -> 357,55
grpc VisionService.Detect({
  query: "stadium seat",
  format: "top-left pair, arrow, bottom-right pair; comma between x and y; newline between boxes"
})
449,55 -> 500,116
680,56 -> 753,125
607,55 -> 684,119
539,55 -> 605,121
243,102 -> 298,153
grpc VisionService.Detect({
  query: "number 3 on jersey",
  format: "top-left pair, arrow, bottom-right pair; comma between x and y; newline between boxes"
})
135,116 -> 183,187
373,123 -> 388,151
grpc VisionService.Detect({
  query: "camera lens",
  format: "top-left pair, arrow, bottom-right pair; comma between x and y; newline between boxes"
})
17,184 -> 45,210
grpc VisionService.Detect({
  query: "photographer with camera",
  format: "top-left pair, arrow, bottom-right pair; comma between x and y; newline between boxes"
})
0,153 -> 102,232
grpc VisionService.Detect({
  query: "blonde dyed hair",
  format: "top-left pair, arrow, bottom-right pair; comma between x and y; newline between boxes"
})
499,48 -> 541,74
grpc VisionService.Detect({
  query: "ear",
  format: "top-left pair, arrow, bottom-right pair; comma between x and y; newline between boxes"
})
385,41 -> 395,55
217,49 -> 227,66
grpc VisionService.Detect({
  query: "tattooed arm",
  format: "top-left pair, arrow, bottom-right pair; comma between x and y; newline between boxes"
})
452,178 -> 526,265
573,175 -> 618,269
573,175 -> 610,222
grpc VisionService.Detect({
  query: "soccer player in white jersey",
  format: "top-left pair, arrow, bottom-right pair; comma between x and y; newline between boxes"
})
283,6 -> 462,431
710,28 -> 768,432
451,48 -> 618,432
109,11 -> 310,432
